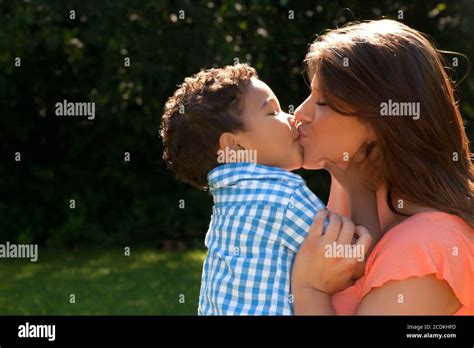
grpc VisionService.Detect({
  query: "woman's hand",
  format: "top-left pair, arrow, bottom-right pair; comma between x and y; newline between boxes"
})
319,141 -> 379,196
292,209 -> 373,295
320,141 -> 383,256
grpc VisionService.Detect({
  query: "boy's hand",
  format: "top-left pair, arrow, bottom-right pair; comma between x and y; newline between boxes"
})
292,209 -> 373,295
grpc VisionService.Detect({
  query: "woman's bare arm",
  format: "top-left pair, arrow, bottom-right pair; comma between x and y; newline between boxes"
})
327,175 -> 350,217
294,274 -> 461,315
327,175 -> 381,279
325,146 -> 382,241
355,274 -> 461,315
349,190 -> 381,242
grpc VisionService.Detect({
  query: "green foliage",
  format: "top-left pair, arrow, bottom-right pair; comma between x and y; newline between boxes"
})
0,0 -> 473,247
0,248 -> 205,314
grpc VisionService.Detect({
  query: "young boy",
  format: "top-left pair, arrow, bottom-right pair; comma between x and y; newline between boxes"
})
161,64 -> 326,315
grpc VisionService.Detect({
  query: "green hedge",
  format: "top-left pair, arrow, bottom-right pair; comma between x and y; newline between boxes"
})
1,0 -> 472,248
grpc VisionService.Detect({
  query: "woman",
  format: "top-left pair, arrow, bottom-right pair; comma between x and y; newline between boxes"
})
291,19 -> 474,315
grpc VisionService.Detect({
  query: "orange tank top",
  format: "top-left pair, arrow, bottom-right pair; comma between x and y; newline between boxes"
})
331,212 -> 474,315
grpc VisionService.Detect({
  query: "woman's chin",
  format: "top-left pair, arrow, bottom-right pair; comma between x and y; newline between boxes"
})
302,160 -> 324,170
301,152 -> 323,169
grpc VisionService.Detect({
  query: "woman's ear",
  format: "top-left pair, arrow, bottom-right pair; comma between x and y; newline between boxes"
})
365,124 -> 377,143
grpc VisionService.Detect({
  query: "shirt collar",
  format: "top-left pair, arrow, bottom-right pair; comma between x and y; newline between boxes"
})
207,163 -> 304,190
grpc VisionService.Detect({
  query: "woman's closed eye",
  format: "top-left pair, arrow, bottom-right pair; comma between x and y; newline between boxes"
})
267,110 -> 280,116
315,101 -> 327,106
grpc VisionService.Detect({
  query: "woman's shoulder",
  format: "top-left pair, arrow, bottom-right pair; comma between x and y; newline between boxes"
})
376,211 -> 473,251
367,211 -> 474,270
361,211 -> 474,311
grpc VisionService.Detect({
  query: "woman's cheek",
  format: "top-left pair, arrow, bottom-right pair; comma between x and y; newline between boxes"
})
321,137 -> 345,163
321,119 -> 353,158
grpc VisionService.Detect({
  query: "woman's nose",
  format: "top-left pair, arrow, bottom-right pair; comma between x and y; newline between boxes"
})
294,101 -> 312,123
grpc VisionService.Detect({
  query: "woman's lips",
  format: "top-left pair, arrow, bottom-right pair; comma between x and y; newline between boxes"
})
298,127 -> 308,141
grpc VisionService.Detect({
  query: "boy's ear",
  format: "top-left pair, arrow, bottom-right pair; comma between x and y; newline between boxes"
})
218,132 -> 239,151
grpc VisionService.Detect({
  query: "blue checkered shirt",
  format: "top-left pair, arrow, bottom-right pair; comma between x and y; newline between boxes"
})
198,163 -> 326,315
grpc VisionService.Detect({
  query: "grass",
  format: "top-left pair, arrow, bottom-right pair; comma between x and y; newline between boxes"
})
0,247 -> 206,315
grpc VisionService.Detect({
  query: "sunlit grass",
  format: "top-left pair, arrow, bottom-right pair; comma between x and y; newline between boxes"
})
0,248 -> 206,315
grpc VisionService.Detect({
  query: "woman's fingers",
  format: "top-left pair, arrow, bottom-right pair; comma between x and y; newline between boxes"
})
319,141 -> 376,182
352,141 -> 375,166
319,158 -> 345,179
309,209 -> 328,239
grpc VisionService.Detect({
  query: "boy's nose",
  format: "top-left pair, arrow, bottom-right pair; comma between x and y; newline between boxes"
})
288,114 -> 297,127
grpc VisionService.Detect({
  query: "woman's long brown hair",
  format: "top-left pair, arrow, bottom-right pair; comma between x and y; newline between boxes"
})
305,19 -> 474,227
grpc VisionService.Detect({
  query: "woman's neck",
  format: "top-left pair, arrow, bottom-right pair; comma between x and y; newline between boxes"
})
376,184 -> 438,234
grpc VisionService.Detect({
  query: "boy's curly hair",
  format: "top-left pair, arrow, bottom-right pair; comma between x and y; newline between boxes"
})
160,64 -> 257,189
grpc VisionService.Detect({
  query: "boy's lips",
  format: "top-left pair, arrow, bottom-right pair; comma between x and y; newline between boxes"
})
291,128 -> 300,141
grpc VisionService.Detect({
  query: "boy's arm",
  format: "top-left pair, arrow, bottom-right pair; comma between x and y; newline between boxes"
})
281,185 -> 325,253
